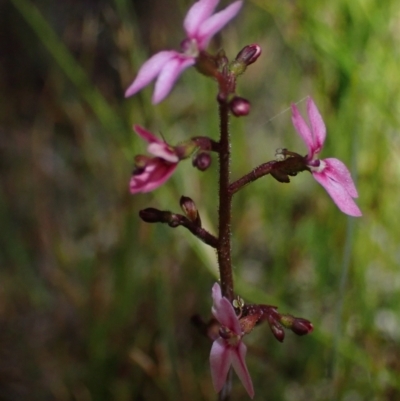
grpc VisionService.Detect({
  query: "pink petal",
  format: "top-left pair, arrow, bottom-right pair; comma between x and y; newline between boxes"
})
134,125 -> 163,144
130,160 -> 177,194
291,103 -> 315,159
230,342 -> 254,399
211,284 -> 241,334
323,158 -> 359,198
211,282 -> 223,307
307,97 -> 326,154
125,51 -> 177,98
313,171 -> 362,216
210,338 -> 232,393
152,56 -> 195,104
183,0 -> 219,38
197,1 -> 243,49
148,143 -> 179,163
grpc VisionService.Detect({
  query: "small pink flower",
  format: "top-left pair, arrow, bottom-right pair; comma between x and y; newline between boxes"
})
125,0 -> 243,104
210,283 -> 254,398
130,125 -> 179,194
291,97 -> 362,217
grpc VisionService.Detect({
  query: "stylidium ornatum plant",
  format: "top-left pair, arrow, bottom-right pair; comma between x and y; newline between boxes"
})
125,0 -> 361,398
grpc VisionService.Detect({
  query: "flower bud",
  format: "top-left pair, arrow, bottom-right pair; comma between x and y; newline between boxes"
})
229,44 -> 262,76
279,314 -> 314,336
139,208 -> 169,223
291,318 -> 314,336
269,321 -> 285,343
192,151 -> 212,171
180,196 -> 201,226
235,44 -> 262,66
229,96 -> 251,117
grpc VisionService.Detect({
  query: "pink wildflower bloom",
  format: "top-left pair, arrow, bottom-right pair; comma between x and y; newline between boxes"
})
291,97 -> 362,217
130,125 -> 179,194
125,0 -> 243,104
210,283 -> 254,398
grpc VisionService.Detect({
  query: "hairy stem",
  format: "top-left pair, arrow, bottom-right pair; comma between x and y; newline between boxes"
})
229,161 -> 276,195
217,101 -> 234,301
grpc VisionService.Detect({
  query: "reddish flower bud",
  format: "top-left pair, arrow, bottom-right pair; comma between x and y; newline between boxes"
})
229,96 -> 251,117
192,151 -> 212,171
235,44 -> 262,66
229,44 -> 262,77
279,314 -> 314,336
180,196 -> 201,226
139,208 -> 167,223
291,318 -> 314,336
269,322 -> 285,343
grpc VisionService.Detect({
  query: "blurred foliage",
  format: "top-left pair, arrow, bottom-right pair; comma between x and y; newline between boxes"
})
1,0 -> 400,400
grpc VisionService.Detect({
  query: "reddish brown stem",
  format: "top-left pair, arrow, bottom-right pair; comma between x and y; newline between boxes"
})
229,161 -> 276,195
217,101 -> 234,301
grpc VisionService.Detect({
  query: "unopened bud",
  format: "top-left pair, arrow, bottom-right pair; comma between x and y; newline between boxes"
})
192,151 -> 212,171
291,318 -> 314,336
229,96 -> 251,117
139,208 -> 168,223
230,44 -> 262,76
235,44 -> 262,66
269,322 -> 285,342
279,314 -> 313,336
180,196 -> 201,226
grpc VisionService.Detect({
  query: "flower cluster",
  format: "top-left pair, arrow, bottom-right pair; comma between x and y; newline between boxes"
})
126,0 -> 362,399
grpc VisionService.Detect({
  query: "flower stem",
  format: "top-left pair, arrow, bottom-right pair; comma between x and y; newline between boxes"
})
229,161 -> 276,195
217,101 -> 234,301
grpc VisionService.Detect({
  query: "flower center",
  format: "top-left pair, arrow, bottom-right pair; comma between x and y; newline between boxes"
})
219,326 -> 241,346
308,158 -> 326,173
180,38 -> 199,58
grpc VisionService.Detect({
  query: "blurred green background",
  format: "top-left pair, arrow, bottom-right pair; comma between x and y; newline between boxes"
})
1,0 -> 400,400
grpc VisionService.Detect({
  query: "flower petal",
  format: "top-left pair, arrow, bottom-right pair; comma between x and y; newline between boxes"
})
230,342 -> 254,399
148,143 -> 179,163
130,159 -> 177,194
291,103 -> 315,159
134,125 -> 163,144
125,51 -> 177,98
211,283 -> 241,334
210,338 -> 232,393
307,97 -> 326,154
134,125 -> 179,163
197,1 -> 243,50
152,56 -> 195,104
211,282 -> 223,308
184,0 -> 219,38
323,158 -> 359,198
312,170 -> 362,216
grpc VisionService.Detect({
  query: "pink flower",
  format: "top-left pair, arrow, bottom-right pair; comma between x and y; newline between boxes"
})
130,125 -> 179,194
125,0 -> 243,104
291,97 -> 362,217
210,283 -> 254,398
